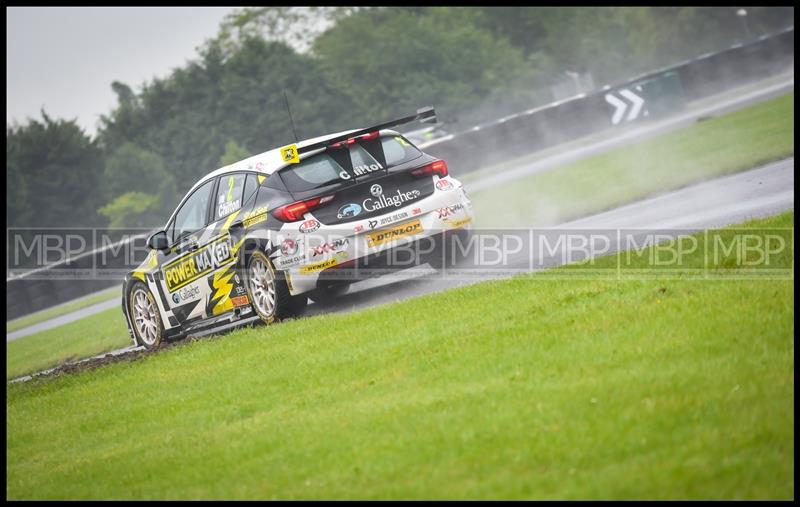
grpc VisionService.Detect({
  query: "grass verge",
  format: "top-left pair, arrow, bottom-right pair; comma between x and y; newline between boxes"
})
6,211 -> 793,499
6,308 -> 130,380
6,286 -> 121,334
468,92 -> 793,227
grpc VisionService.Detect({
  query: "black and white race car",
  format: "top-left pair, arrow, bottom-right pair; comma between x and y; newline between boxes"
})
122,107 -> 474,348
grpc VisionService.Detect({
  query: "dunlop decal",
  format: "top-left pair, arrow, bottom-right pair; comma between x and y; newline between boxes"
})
366,219 -> 423,248
299,257 -> 339,274
163,236 -> 234,292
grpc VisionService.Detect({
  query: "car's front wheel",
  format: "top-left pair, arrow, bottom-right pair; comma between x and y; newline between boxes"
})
128,281 -> 164,349
245,250 -> 294,325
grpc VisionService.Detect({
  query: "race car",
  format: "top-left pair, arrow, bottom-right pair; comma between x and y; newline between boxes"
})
122,107 -> 474,349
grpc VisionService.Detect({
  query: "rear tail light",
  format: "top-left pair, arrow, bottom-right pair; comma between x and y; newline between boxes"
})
273,195 -> 334,222
411,159 -> 448,178
330,131 -> 380,148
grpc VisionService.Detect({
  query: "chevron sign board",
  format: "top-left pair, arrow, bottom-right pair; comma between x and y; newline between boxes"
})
604,86 -> 648,125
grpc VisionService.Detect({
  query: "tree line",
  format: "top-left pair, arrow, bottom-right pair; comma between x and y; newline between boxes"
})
6,6 -> 792,228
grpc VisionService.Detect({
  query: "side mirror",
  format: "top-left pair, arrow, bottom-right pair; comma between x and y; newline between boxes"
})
147,230 -> 170,251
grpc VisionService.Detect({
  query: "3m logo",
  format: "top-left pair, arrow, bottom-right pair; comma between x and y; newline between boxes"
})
280,144 -> 299,164
366,219 -> 423,248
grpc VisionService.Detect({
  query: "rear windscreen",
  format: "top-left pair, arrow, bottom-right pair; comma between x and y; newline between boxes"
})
279,135 -> 422,193
279,152 -> 346,193
381,135 -> 422,165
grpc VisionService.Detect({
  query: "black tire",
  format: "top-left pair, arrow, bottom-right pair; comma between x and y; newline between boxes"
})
244,250 -> 294,325
127,280 -> 164,349
308,282 -> 351,306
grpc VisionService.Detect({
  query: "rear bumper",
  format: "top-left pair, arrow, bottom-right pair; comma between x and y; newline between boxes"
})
280,179 -> 474,295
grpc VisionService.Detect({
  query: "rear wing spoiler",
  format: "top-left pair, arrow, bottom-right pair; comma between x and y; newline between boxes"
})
296,106 -> 437,156
281,107 -> 437,178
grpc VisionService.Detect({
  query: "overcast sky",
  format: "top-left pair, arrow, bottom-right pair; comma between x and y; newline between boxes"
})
7,6 -> 239,136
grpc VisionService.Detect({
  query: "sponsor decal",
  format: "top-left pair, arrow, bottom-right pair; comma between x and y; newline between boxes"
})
299,219 -> 320,233
377,211 -> 409,227
370,184 -> 383,197
163,236 -> 234,292
445,217 -> 473,229
412,207 -> 422,216
280,144 -> 300,164
171,285 -> 201,304
436,179 -> 454,191
208,264 -> 236,316
311,238 -> 349,257
368,219 -> 378,230
339,162 -> 384,181
281,238 -> 299,255
436,203 -> 465,219
337,203 -> 362,219
366,219 -> 423,248
362,188 -> 421,213
354,224 -> 365,233
243,206 -> 269,228
231,295 -> 250,307
276,254 -> 304,269
299,257 -> 339,274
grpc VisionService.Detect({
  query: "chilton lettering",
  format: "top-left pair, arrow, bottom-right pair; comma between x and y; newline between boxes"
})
362,189 -> 421,213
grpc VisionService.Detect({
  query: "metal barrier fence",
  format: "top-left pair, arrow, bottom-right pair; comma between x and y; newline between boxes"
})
4,27 -> 794,321
423,27 -> 794,174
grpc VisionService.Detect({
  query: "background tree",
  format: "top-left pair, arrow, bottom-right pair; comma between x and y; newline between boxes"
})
6,111 -> 104,227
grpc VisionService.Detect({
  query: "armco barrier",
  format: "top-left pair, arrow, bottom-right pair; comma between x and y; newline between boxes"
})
423,27 -> 793,174
4,28 -> 794,321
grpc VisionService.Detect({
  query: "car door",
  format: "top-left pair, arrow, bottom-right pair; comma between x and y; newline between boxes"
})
201,172 -> 258,318
159,177 -> 219,325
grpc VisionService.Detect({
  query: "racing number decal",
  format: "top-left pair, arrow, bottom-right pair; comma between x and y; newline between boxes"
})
226,175 -> 235,201
280,144 -> 300,164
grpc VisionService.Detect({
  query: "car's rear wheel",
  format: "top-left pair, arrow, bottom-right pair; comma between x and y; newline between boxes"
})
246,250 -> 293,324
128,281 -> 163,349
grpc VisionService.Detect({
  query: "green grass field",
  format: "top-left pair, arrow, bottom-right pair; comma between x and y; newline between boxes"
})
468,92 -> 794,227
6,307 -> 130,380
6,286 -> 120,334
6,211 -> 793,499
